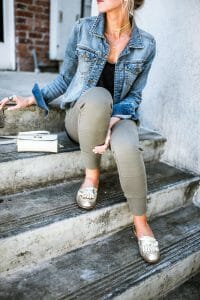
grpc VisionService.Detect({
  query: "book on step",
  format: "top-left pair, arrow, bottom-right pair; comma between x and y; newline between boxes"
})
17,131 -> 58,153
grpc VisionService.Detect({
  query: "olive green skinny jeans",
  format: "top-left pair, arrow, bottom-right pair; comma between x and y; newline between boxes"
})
65,87 -> 148,215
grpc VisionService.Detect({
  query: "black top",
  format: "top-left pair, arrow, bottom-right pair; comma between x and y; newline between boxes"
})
96,61 -> 115,98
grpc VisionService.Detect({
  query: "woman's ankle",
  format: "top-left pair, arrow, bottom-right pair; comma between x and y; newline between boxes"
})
82,177 -> 99,188
81,168 -> 100,188
133,215 -> 154,238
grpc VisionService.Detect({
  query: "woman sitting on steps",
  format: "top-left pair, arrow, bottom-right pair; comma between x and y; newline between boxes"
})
0,0 -> 160,264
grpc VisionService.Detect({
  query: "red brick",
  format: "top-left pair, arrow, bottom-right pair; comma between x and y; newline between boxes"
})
34,26 -> 48,32
16,10 -> 33,18
35,13 -> 49,20
16,3 -> 27,10
19,57 -> 34,63
16,0 -> 34,5
29,32 -> 43,38
16,43 -> 29,53
35,46 -> 45,52
44,8 -> 49,14
18,62 -> 34,71
15,17 -> 27,23
18,38 -> 33,44
16,24 -> 31,31
16,31 -> 27,37
40,20 -> 49,27
16,49 -> 30,56
28,45 -> 34,51
38,55 -> 49,61
34,39 -> 48,46
35,0 -> 49,7
28,5 -> 43,13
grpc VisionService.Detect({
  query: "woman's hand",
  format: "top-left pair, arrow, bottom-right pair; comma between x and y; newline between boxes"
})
0,95 -> 36,111
93,117 -> 120,155
93,128 -> 111,154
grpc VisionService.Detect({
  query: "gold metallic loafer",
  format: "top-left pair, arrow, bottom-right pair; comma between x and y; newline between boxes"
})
76,186 -> 98,210
133,225 -> 160,264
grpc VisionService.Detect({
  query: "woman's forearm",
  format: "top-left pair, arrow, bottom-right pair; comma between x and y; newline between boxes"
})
108,116 -> 121,130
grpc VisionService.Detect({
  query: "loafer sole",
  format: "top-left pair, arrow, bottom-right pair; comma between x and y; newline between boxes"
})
76,201 -> 96,210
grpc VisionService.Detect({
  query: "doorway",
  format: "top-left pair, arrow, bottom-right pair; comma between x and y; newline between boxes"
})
49,0 -> 92,61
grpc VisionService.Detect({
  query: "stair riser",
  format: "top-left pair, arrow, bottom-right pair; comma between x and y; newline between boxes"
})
115,251 -> 200,300
0,178 -> 198,275
0,141 -> 165,195
147,179 -> 200,217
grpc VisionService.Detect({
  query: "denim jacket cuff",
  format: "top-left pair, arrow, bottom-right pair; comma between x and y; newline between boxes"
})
112,103 -> 132,117
32,83 -> 49,117
112,114 -> 132,119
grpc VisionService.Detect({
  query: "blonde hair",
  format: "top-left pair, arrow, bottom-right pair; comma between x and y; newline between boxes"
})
122,0 -> 145,17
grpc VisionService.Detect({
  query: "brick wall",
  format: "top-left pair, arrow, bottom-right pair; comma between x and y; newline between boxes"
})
15,0 -> 58,72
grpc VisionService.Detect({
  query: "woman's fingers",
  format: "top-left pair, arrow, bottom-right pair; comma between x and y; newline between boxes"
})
0,97 -> 10,110
7,104 -> 20,111
0,95 -> 29,110
14,96 -> 31,108
93,144 -> 108,154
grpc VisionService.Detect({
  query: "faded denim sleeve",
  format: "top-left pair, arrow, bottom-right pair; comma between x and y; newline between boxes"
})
112,38 -> 156,120
32,19 -> 81,115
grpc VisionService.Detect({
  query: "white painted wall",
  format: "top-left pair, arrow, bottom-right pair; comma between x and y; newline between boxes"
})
0,0 -> 15,70
92,0 -> 200,175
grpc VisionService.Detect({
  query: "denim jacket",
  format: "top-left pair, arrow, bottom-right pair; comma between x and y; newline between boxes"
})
32,12 -> 156,123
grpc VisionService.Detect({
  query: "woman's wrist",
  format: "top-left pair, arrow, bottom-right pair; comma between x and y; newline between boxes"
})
109,116 -> 121,130
27,95 -> 36,106
105,137 -> 110,146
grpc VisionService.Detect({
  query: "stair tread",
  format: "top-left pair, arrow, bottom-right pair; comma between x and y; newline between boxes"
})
0,128 -> 166,163
0,132 -> 79,163
0,161 -> 198,238
0,203 -> 199,300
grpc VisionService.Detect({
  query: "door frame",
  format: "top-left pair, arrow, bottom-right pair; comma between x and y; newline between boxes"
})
0,0 -> 15,70
49,0 -> 82,61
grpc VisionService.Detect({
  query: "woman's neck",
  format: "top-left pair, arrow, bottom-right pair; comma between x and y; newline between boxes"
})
104,12 -> 132,39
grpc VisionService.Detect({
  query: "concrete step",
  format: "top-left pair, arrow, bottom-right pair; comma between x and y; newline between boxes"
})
0,128 -> 166,195
0,161 -> 199,275
0,71 -> 65,134
162,271 -> 200,300
0,203 -> 199,300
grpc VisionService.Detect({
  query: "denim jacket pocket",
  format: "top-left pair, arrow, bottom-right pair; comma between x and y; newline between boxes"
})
124,62 -> 143,87
76,47 -> 97,76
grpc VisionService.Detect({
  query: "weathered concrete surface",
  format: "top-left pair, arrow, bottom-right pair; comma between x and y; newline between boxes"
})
162,271 -> 200,300
0,204 -> 199,299
0,71 -> 66,134
0,106 -> 65,135
134,0 -> 200,174
0,162 -> 199,275
0,128 -> 166,195
0,71 -> 56,97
